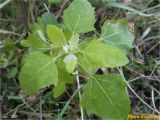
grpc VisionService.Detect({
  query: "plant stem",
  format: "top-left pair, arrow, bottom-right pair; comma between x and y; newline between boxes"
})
75,71 -> 84,120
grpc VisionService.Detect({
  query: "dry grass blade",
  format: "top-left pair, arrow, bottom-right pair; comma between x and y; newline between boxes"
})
0,0 -> 12,9
0,29 -> 21,36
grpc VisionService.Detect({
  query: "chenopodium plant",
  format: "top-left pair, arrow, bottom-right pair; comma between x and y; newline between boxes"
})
19,0 -> 134,119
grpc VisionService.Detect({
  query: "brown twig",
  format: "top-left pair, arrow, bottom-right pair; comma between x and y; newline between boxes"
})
56,0 -> 69,19
136,36 -> 160,47
18,111 -> 54,119
0,29 -> 21,36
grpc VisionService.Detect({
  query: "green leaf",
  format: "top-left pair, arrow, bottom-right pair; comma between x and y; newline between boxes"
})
63,0 -> 96,34
101,20 -> 134,52
81,74 -> 131,119
21,32 -> 48,51
47,25 -> 66,47
54,61 -> 73,98
63,28 -> 72,41
29,17 -> 42,33
77,53 -> 95,75
64,54 -> 77,73
53,81 -> 66,98
57,61 -> 73,84
69,34 -> 79,51
42,12 -> 59,35
78,40 -> 129,68
19,52 -> 58,95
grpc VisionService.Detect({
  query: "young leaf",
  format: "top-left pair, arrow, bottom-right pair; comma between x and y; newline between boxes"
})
19,52 -> 58,95
64,54 -> 77,73
69,34 -> 79,51
78,40 -> 129,68
47,25 -> 66,47
81,74 -> 131,120
63,27 -> 72,41
63,0 -> 96,34
42,12 -> 59,35
101,20 -> 135,52
21,32 -> 48,51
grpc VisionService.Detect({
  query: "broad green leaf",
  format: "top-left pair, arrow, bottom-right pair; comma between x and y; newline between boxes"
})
42,12 -> 59,34
47,25 -> 66,47
53,81 -> 66,98
63,0 -> 96,34
78,40 -> 129,68
69,34 -> 79,51
64,54 -> 77,73
78,39 -> 100,75
101,20 -> 134,52
79,39 -> 93,50
54,61 -> 73,98
19,52 -> 58,95
77,53 -> 95,75
81,74 -> 131,120
21,32 -> 48,51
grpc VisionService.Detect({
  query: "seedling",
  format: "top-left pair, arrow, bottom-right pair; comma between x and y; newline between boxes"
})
19,0 -> 134,119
